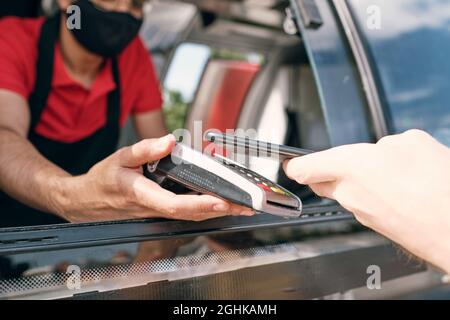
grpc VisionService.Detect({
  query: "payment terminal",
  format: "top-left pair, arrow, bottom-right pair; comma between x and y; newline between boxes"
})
144,135 -> 313,218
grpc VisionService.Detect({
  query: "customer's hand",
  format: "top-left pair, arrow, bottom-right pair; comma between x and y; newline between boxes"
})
284,130 -> 450,273
58,134 -> 254,223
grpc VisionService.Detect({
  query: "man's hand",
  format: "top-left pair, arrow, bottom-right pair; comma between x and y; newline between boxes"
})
0,90 -> 251,224
283,130 -> 450,273
58,134 -> 254,223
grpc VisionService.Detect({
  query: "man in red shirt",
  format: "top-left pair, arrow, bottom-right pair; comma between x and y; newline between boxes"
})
0,0 -> 252,227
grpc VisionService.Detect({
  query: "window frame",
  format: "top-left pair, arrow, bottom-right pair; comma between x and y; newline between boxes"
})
331,0 -> 389,140
0,203 -> 351,255
289,0 -> 378,146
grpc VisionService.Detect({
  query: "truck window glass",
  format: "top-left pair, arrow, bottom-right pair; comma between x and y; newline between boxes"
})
347,0 -> 450,145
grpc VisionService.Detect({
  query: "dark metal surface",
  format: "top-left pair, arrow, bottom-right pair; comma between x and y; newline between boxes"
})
3,226 -> 379,299
66,243 -> 425,300
296,0 -> 323,29
0,203 -> 351,255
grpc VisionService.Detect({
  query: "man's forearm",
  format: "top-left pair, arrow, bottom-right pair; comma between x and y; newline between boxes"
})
0,128 -> 72,218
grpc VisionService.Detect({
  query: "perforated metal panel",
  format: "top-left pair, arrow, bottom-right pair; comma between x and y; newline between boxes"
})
1,243 -> 302,299
0,233 -> 408,300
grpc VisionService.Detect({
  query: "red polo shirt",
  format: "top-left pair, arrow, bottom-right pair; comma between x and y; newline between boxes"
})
0,17 -> 163,143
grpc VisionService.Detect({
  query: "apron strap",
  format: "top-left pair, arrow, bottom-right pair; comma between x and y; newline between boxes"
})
28,13 -> 60,132
107,58 -> 121,130
28,13 -> 121,135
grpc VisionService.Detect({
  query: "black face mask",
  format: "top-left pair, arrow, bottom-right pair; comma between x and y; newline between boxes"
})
68,0 -> 143,57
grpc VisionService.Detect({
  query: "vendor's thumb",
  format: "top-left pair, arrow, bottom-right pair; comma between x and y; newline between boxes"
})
117,134 -> 176,168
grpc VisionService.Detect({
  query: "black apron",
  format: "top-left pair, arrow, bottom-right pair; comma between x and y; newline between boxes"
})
0,14 -> 121,228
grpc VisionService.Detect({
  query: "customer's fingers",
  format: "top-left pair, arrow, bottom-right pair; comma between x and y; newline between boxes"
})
283,144 -> 372,185
283,149 -> 342,184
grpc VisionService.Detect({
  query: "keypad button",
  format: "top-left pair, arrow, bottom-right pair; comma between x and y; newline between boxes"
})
271,187 -> 287,195
258,183 -> 271,191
